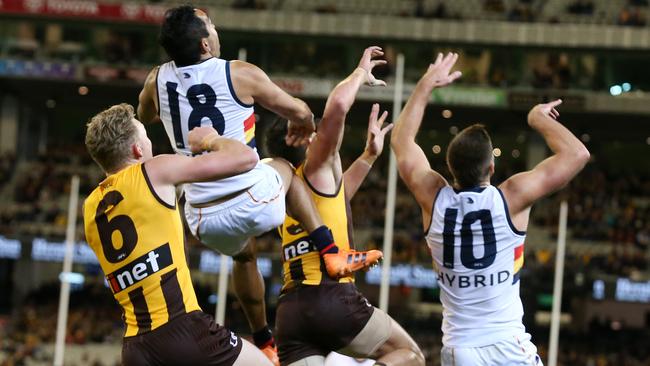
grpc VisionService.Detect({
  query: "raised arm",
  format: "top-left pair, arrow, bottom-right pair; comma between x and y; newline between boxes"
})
145,125 -> 258,188
391,53 -> 461,225
137,66 -> 161,125
344,103 -> 392,200
306,46 -> 386,184
499,100 -> 590,224
229,60 -> 314,146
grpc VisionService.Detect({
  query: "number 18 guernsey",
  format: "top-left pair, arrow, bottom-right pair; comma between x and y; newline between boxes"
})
425,185 -> 527,347
157,58 -> 264,204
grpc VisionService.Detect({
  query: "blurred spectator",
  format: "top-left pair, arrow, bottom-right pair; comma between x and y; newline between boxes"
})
484,0 -> 505,13
314,4 -> 338,14
618,7 -> 646,26
629,0 -> 648,6
0,153 -> 16,186
533,53 -> 571,89
103,31 -> 132,64
232,0 -> 267,10
568,0 -> 595,15
508,3 -> 535,22
414,0 -> 449,19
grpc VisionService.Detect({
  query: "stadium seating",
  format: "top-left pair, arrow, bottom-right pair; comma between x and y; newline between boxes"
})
95,0 -> 648,26
1,145 -> 647,277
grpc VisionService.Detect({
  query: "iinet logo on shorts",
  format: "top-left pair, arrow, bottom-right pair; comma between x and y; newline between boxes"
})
106,243 -> 173,293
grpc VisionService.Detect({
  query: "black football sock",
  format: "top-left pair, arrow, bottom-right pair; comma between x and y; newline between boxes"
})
309,225 -> 339,255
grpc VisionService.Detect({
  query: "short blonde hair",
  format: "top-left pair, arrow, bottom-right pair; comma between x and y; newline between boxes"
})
85,103 -> 138,173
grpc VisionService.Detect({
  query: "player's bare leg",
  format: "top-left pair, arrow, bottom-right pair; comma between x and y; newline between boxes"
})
232,239 -> 266,332
369,319 -> 425,366
232,239 -> 279,366
264,158 -> 382,278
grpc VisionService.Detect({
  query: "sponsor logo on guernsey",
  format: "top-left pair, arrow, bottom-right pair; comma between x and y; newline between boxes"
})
282,238 -> 316,261
437,269 -> 512,288
105,243 -> 172,293
230,332 -> 238,347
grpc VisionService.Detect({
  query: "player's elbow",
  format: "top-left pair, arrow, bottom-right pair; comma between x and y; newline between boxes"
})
575,145 -> 590,166
565,145 -> 590,174
396,159 -> 415,182
327,94 -> 349,116
294,99 -> 313,124
390,131 -> 406,154
390,131 -> 399,149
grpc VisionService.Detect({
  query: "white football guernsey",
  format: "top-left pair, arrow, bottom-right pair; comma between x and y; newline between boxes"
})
426,185 -> 527,347
157,57 -> 265,204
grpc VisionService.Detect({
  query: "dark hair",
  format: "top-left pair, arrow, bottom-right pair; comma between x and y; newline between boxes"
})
159,6 -> 209,67
262,117 -> 306,167
446,124 -> 493,188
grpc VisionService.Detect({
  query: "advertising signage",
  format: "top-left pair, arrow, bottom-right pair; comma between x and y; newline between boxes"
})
593,277 -> 650,304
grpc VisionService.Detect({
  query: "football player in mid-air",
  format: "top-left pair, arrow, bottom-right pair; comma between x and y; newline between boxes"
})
137,7 -> 382,364
391,52 -> 590,365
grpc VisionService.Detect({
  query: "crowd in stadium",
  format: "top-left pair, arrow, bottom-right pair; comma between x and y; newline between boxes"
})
0,282 -> 122,366
1,1 -> 649,365
1,145 -> 648,272
0,148 -> 100,241
2,280 -> 650,366
227,0 -> 648,27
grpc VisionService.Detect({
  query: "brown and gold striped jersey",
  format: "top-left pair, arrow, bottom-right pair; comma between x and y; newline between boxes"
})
83,163 -> 200,337
279,165 -> 355,291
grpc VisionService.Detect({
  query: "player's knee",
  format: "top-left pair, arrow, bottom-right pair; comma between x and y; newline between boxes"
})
403,338 -> 425,365
410,347 -> 425,366
263,158 -> 294,189
232,252 -> 255,263
232,243 -> 256,262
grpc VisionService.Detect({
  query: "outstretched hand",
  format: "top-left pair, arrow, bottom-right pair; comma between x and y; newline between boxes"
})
286,117 -> 316,147
365,103 -> 394,158
357,46 -> 388,87
528,99 -> 562,125
421,52 -> 462,89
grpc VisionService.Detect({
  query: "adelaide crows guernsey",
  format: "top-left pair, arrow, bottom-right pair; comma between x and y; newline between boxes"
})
157,57 -> 265,205
426,185 -> 527,347
279,165 -> 354,291
83,163 -> 201,337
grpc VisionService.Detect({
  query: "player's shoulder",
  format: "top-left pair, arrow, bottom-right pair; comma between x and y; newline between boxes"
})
229,59 -> 256,71
229,60 -> 267,80
496,175 -> 524,206
144,154 -> 185,171
145,65 -> 161,83
82,182 -> 106,218
433,184 -> 453,203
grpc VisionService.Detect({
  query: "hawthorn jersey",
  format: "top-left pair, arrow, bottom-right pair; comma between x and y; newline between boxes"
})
157,57 -> 265,204
83,163 -> 200,337
426,185 -> 527,347
279,165 -> 354,291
